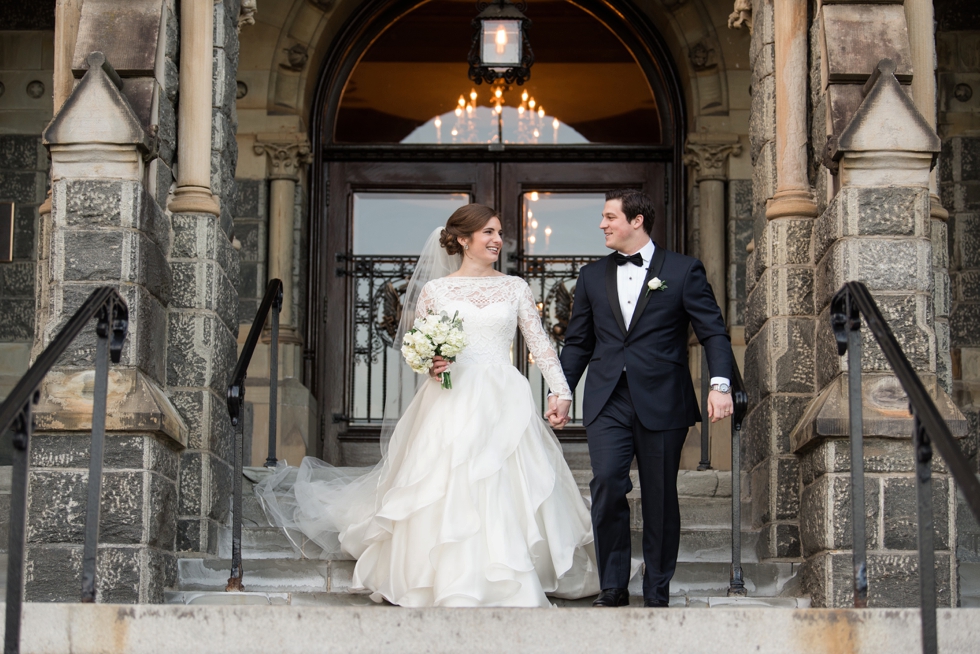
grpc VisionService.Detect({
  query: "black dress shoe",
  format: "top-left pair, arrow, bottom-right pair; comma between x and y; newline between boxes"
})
643,598 -> 669,608
592,588 -> 630,607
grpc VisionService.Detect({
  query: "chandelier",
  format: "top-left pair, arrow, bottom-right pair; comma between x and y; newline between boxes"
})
431,85 -> 561,145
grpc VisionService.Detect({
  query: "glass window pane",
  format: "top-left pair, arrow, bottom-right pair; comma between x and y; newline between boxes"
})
522,192 -> 609,256
353,192 -> 470,255
482,20 -> 522,66
335,1 -> 662,145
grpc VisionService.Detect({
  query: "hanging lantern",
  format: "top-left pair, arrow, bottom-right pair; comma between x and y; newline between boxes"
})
468,0 -> 534,86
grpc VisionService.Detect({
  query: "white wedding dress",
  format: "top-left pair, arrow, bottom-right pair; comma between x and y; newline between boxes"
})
255,275 -> 600,607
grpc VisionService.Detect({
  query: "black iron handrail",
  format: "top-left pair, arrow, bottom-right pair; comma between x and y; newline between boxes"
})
0,287 -> 128,654
831,281 -> 980,654
225,278 -> 283,592
697,345 -> 749,597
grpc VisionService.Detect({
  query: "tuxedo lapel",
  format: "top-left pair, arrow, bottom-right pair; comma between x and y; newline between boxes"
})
604,256 -> 628,337
626,245 -> 667,335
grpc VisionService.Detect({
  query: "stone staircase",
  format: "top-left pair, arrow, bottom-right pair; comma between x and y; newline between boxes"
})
168,466 -> 809,608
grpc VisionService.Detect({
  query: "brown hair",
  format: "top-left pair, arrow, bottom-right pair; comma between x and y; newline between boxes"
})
605,189 -> 657,237
439,204 -> 499,255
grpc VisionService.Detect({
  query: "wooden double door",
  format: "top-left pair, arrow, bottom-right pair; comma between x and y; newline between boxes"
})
319,160 -> 670,460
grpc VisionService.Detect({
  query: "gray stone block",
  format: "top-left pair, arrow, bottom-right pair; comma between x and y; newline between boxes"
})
0,298 -> 34,340
27,470 -> 87,544
233,181 -> 261,219
962,137 -> 980,182
0,135 -> 43,170
179,451 -> 204,516
63,230 -> 124,281
1,261 -> 35,297
0,170 -> 43,204
775,456 -> 800,521
758,522 -> 800,560
13,203 -> 37,260
99,471 -> 146,544
749,318 -> 817,396
177,518 -> 203,553
800,473 -> 880,556
148,473 -> 178,550
882,476 -> 951,551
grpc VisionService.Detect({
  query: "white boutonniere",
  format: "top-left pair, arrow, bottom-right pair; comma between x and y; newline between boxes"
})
646,277 -> 667,297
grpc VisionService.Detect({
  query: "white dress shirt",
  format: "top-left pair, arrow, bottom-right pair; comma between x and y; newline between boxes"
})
616,240 -> 729,388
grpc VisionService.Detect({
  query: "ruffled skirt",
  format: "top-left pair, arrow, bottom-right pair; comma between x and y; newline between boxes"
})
254,362 -> 600,607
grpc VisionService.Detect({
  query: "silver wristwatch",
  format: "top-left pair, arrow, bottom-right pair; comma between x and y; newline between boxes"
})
710,383 -> 731,394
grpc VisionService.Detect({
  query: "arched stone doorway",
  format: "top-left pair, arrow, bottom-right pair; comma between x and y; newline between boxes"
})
306,0 -> 688,463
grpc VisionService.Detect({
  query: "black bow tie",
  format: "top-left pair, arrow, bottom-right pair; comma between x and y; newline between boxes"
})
614,252 -> 644,267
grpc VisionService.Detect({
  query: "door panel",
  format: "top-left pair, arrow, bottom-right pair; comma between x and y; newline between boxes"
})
322,162 -> 494,459
319,161 -> 668,459
500,163 -> 667,439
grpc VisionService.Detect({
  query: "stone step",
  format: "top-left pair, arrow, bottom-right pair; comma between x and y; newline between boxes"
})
178,557 -> 795,600
16,602 -> 978,653
960,562 -> 980,608
165,589 -> 809,609
571,468 -> 740,499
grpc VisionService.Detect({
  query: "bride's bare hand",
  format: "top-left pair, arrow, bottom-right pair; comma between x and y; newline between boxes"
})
429,355 -> 450,380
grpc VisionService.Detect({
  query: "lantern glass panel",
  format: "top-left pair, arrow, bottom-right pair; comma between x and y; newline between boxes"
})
481,19 -> 522,66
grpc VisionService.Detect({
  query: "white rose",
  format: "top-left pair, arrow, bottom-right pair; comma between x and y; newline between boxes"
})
647,277 -> 667,292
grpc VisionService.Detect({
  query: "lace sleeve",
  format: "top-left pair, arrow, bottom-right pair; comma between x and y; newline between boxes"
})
516,280 -> 573,400
415,282 -> 435,320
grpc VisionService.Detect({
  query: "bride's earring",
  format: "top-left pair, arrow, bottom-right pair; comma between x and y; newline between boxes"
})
465,244 -> 469,250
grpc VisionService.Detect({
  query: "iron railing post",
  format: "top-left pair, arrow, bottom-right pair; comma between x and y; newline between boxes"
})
698,349 -> 711,470
728,417 -> 746,596
266,287 -> 282,468
80,304 -> 112,602
226,389 -> 245,592
913,413 -> 937,654
225,279 -> 283,592
4,399 -> 33,654
847,314 -> 868,608
832,289 -> 869,608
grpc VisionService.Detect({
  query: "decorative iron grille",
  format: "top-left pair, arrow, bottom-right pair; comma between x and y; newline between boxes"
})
512,254 -> 604,425
344,253 -> 602,428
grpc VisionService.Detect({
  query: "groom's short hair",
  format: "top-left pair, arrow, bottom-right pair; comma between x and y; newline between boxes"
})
605,189 -> 656,236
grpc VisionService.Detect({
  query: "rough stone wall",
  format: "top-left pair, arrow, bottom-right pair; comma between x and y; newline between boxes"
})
0,136 -> 47,403
169,0 -> 242,555
728,179 -> 753,326
937,10 -> 980,604
232,179 -> 266,324
743,0 -> 807,563
28,175 -> 180,603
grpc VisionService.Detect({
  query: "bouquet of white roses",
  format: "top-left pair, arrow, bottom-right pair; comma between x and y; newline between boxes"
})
401,310 -> 467,389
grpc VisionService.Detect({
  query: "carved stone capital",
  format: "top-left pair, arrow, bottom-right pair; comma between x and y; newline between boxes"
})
254,138 -> 313,181
239,0 -> 257,30
728,0 -> 752,33
684,134 -> 742,182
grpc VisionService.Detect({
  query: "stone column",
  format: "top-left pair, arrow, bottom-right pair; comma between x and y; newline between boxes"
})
904,0 -> 946,222
29,53 -> 186,603
254,137 -> 311,352
766,0 -> 818,220
249,136 -> 317,468
685,133 -> 742,321
168,0 -> 220,216
792,60 -> 964,608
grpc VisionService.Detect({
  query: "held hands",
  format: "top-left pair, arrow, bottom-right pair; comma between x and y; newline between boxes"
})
707,390 -> 734,423
545,395 -> 572,430
429,355 -> 451,382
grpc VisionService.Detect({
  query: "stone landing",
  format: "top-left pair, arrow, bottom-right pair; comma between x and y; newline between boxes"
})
2,603 -> 979,653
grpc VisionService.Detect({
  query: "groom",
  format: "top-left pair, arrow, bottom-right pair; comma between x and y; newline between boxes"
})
547,189 -> 732,608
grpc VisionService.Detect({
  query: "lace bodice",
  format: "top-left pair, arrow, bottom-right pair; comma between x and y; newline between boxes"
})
416,276 -> 572,400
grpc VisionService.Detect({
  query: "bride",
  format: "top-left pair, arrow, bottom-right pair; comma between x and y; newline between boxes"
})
255,204 -> 600,607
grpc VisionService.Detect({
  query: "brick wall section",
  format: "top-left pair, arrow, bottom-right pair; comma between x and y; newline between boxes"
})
728,179 -> 753,326
169,0 -> 241,555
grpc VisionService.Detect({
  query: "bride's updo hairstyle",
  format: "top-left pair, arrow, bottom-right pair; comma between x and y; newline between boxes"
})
439,204 -> 498,256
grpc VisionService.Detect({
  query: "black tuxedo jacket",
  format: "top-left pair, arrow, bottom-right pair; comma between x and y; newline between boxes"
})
559,246 -> 732,431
